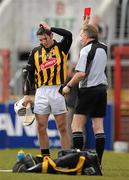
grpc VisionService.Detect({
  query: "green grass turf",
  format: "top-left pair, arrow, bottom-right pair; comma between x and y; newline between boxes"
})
0,149 -> 129,180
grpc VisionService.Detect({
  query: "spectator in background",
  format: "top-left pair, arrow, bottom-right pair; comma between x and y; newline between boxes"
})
91,15 -> 108,42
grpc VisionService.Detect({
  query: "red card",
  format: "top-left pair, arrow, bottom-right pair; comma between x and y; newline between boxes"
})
84,7 -> 91,16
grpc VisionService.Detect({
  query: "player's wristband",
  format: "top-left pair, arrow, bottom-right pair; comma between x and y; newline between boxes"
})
66,84 -> 72,90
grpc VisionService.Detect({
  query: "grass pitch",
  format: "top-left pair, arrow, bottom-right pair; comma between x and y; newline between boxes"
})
0,148 -> 129,180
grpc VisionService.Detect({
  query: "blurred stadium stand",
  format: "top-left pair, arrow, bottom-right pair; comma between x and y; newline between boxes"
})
0,0 -> 129,146
0,0 -> 129,98
0,0 -> 113,95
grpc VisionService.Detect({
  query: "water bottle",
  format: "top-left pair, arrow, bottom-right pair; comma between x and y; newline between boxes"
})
17,150 -> 25,161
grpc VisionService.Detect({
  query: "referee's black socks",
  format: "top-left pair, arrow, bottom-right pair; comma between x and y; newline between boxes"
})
95,133 -> 105,165
72,131 -> 84,150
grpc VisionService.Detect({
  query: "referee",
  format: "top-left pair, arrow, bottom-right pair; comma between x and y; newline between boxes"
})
63,23 -> 108,165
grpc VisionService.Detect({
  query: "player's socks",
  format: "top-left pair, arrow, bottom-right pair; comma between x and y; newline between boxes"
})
36,149 -> 51,162
41,148 -> 50,157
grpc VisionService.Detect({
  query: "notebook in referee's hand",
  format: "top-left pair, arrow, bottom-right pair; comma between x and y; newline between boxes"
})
58,85 -> 64,95
58,77 -> 71,95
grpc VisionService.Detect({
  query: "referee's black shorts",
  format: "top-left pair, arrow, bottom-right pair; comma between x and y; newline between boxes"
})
74,84 -> 107,117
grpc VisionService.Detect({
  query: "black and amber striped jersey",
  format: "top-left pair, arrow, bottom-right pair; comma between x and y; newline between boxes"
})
23,27 -> 72,95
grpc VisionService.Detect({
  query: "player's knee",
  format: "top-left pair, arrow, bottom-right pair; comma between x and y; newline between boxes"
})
37,122 -> 47,133
58,123 -> 67,134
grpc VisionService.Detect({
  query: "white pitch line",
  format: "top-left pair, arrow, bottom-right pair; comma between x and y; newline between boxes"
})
0,169 -> 12,172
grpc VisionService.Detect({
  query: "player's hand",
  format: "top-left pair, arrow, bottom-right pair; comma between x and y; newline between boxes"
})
23,95 -> 33,107
62,86 -> 71,95
39,21 -> 51,30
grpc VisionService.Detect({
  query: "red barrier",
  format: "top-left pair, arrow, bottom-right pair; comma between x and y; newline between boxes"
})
0,49 -> 10,102
114,46 -> 129,141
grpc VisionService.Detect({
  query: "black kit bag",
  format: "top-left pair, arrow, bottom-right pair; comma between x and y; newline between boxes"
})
57,149 -> 102,176
12,150 -> 102,176
12,153 -> 39,172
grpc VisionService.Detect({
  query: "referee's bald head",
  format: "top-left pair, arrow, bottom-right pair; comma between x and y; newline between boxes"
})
82,24 -> 98,40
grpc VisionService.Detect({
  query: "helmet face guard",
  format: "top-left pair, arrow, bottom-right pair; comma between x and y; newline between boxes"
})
14,98 -> 26,116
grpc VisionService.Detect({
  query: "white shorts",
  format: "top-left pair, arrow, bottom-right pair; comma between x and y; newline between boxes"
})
34,85 -> 67,115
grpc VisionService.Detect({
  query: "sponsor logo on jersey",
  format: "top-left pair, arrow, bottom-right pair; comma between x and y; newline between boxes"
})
40,58 -> 57,70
